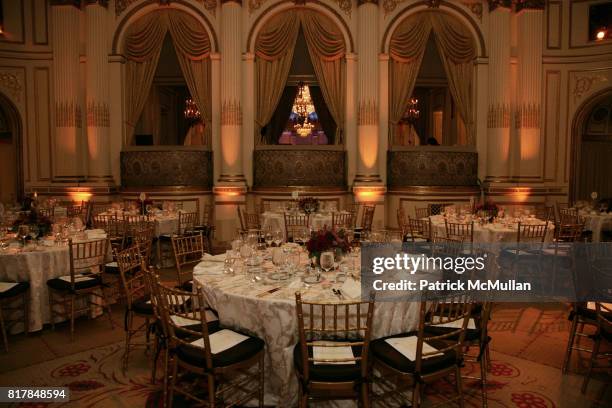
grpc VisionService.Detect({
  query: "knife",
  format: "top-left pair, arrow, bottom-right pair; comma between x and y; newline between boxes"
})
257,287 -> 282,298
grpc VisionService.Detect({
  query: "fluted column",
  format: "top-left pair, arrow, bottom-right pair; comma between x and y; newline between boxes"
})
354,0 -> 381,184
514,1 -> 544,179
486,1 -> 512,181
218,0 -> 245,184
85,0 -> 112,184
51,1 -> 83,181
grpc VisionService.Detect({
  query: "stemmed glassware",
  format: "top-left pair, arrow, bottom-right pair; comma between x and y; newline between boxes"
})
273,230 -> 283,247
320,251 -> 335,273
18,225 -> 29,247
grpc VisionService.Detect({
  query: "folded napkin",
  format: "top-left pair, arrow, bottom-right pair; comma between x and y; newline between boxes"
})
340,278 -> 361,299
385,336 -> 442,361
431,318 -> 476,330
193,262 -> 225,276
59,274 -> 97,283
312,341 -> 355,365
190,329 -> 249,354
202,253 -> 227,262
0,282 -> 19,292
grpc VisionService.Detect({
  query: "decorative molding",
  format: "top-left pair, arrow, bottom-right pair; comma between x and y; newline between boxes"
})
86,102 -> 110,127
462,1 -> 483,21
55,101 -> 82,128
572,73 -> 609,103
358,100 -> 378,126
514,0 -> 544,13
50,0 -> 81,7
115,0 -> 138,15
203,0 -> 218,14
487,103 -> 511,128
248,0 -> 268,14
357,0 -> 379,5
514,103 -> 540,129
115,0 -> 217,16
426,0 -> 441,7
221,100 -> 243,126
84,0 -> 109,7
121,150 -> 213,188
333,0 -> 352,16
0,69 -> 24,104
254,149 -> 346,187
388,150 -> 478,187
488,0 -> 511,11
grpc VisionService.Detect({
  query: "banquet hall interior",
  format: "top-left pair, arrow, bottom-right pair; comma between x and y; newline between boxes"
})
0,0 -> 611,406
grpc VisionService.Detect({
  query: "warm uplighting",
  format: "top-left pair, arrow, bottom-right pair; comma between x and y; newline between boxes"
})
184,98 -> 200,120
69,191 -> 93,202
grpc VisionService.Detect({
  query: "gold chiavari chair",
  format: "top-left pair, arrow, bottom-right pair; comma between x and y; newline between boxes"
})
445,219 -> 474,243
171,232 -> 206,290
130,221 -> 156,265
66,203 -> 85,222
46,238 -> 114,340
158,284 -> 264,408
294,292 -> 376,408
194,203 -> 215,251
284,212 -> 310,242
396,208 -> 408,235
371,292 -> 473,408
332,212 -> 354,230
0,281 -> 29,352
177,211 -> 198,236
360,205 -> 376,233
559,207 -> 579,225
581,302 -> 612,393
414,207 -> 430,219
93,213 -> 125,251
555,222 -> 584,244
534,205 -> 554,222
428,203 -> 450,216
431,235 -> 465,258
348,203 -> 361,228
115,245 -> 153,372
517,222 -> 549,245
239,207 -> 261,232
38,206 -> 55,221
407,217 -> 432,243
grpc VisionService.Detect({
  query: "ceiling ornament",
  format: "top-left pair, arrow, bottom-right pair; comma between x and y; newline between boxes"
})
116,0 -> 217,16
333,0 -> 352,16
462,1 -> 483,22
248,0 -> 268,14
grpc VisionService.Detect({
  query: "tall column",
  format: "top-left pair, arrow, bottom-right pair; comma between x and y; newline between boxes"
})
85,0 -> 113,184
51,0 -> 83,181
354,0 -> 381,185
486,1 -> 512,182
514,1 -> 544,179
218,0 -> 245,185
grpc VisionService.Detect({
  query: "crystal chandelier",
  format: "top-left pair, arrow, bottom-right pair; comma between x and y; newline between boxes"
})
293,83 -> 315,138
404,98 -> 420,123
184,97 -> 201,120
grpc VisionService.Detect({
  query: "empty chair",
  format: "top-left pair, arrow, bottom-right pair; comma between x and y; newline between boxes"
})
284,212 -> 310,242
177,211 -> 198,236
171,232 -> 206,291
194,203 -> 215,251
534,205 -> 554,222
445,219 -> 474,243
332,212 -> 354,230
238,207 -> 261,232
407,217 -> 432,243
0,281 -> 29,352
581,302 -> 612,393
517,222 -> 549,245
360,205 -> 376,233
294,292 -> 375,407
414,206 -> 430,219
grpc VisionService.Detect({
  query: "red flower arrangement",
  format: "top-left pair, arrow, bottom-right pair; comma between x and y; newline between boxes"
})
306,227 -> 351,262
298,197 -> 320,214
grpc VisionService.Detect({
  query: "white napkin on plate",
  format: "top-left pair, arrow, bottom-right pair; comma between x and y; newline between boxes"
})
312,341 -> 355,365
340,278 -> 361,299
190,329 -> 249,354
0,282 -> 19,292
385,336 -> 442,361
202,253 -> 226,262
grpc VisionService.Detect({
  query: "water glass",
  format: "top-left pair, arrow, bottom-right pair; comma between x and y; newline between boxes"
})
320,251 -> 335,273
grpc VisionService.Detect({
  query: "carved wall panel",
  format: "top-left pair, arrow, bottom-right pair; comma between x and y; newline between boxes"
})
254,149 -> 346,187
388,150 -> 478,187
121,150 -> 213,188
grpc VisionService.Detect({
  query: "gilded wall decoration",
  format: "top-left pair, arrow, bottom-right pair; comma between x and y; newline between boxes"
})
462,1 -> 483,21
514,103 -> 540,129
86,102 -> 110,127
254,149 -> 346,187
333,0 -> 352,16
248,0 -> 268,14
121,150 -> 213,188
55,101 -> 82,128
387,150 -> 478,187
572,73 -> 609,103
0,69 -> 24,104
487,103 -> 511,128
221,100 -> 243,126
115,0 -> 217,16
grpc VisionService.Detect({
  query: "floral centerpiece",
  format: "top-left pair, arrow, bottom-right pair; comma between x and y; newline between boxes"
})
11,208 -> 53,238
306,227 -> 351,264
298,197 -> 320,214
475,199 -> 499,221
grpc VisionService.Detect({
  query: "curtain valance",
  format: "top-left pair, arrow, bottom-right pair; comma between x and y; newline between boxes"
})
255,11 -> 300,61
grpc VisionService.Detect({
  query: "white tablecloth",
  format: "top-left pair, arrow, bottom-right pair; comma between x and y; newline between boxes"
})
579,212 -> 612,243
261,211 -> 343,237
193,252 -> 419,407
429,215 -> 555,243
99,211 -> 180,237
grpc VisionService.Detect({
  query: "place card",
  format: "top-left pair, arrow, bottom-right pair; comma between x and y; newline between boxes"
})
312,341 -> 355,365
385,336 -> 443,361
190,329 -> 249,354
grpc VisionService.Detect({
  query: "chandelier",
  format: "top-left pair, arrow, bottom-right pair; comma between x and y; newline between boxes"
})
184,97 -> 201,120
404,98 -> 420,123
292,83 -> 315,138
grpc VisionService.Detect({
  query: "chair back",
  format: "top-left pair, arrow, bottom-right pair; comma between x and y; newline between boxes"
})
360,205 -> 376,232
517,222 -> 548,245
38,207 -> 55,220
240,208 -> 261,231
534,205 -> 554,222
142,264 -> 164,327
415,292 -> 473,374
157,284 -> 215,370
428,203 -> 450,216
284,213 -> 310,241
115,245 -> 147,307
201,203 -> 214,227
130,221 -> 155,263
171,232 -> 205,286
295,292 -> 376,382
559,208 -> 579,224
445,220 -> 474,243
414,207 -> 430,219
595,302 -> 612,339
556,222 -> 584,242
407,217 -> 432,242
67,238 -> 108,291
397,207 -> 407,232
67,204 -> 83,218
332,212 -> 354,230
431,235 -> 465,258
178,211 -> 198,235
348,203 -> 361,228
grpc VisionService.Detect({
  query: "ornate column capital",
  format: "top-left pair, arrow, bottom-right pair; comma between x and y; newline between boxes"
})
357,0 -> 379,6
83,0 -> 108,7
488,0 -> 512,12
50,0 -> 81,7
514,0 -> 545,12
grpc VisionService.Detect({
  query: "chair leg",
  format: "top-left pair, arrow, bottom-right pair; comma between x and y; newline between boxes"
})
22,292 -> 29,334
411,382 -> 421,408
562,315 -> 578,374
100,287 -> 114,329
581,336 -> 601,394
48,291 -> 55,331
70,296 -> 75,341
0,305 -> 8,352
298,383 -> 308,408
479,353 -> 488,407
361,381 -> 370,408
455,365 -> 465,408
123,310 -> 132,373
168,358 -> 178,408
207,374 -> 216,408
259,352 -> 264,408
162,347 -> 170,407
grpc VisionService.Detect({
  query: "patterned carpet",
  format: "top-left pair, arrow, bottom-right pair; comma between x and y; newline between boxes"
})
0,304 -> 610,407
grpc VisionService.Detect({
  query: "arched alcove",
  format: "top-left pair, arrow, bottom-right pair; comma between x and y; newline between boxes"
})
0,93 -> 23,203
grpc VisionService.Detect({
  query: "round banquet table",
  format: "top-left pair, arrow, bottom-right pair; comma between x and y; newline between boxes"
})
428,215 -> 555,243
578,211 -> 612,243
193,253 -> 420,407
99,210 -> 180,237
261,211 -> 347,236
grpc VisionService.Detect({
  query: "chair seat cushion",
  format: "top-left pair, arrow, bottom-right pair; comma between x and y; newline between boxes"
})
180,281 -> 193,292
293,342 -> 363,382
104,261 -> 120,274
175,329 -> 264,368
571,305 -> 612,322
47,275 -> 102,292
371,331 -> 457,375
131,298 -> 153,315
0,281 -> 30,299
159,234 -> 173,241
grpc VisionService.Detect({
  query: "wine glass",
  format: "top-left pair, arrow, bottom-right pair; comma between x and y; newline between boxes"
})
272,248 -> 285,269
320,251 -> 335,273
18,225 -> 29,247
264,231 -> 273,248
273,230 -> 284,247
